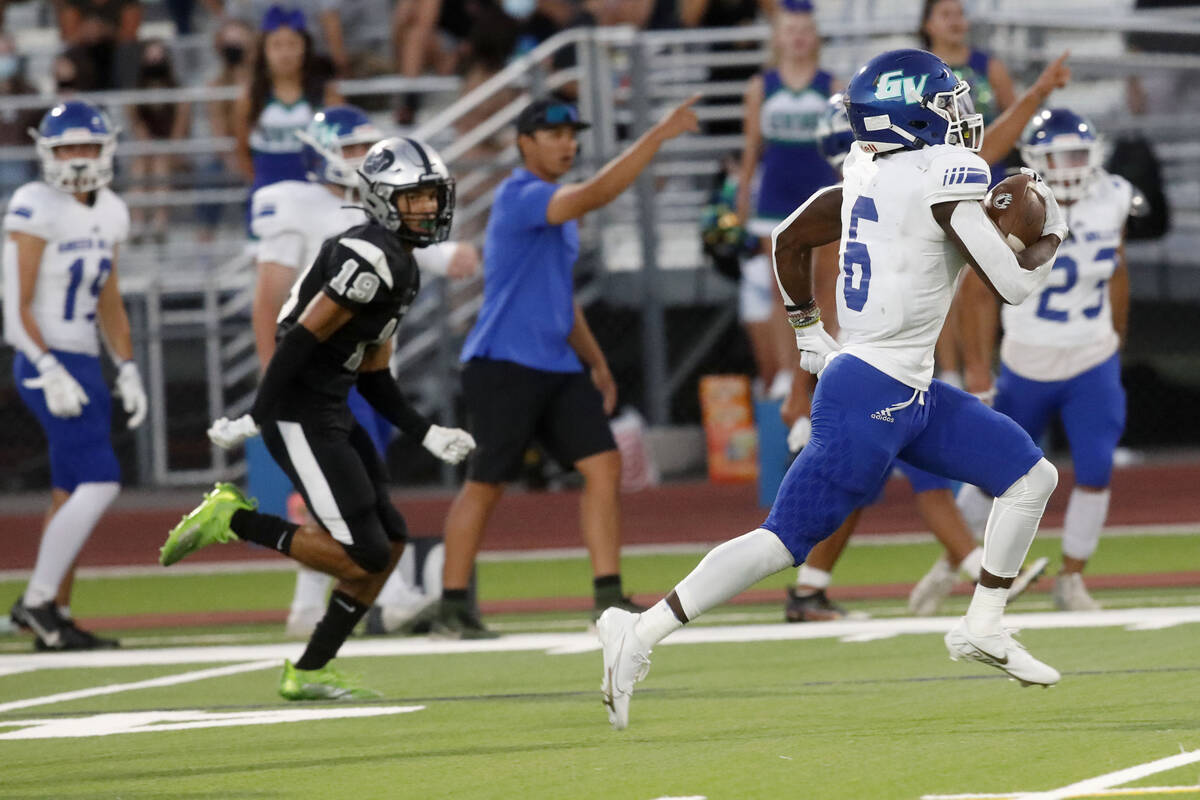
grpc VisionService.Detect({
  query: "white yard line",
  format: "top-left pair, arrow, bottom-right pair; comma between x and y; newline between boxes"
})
925,787 -> 1200,799
0,660 -> 279,714
2,523 -> 1198,582
1013,751 -> 1200,800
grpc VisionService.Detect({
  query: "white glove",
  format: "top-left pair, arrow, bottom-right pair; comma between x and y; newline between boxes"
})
115,360 -> 148,429
1021,167 -> 1069,242
208,414 -> 260,449
23,353 -> 88,418
422,424 -> 476,465
787,415 -> 812,454
794,320 -> 841,375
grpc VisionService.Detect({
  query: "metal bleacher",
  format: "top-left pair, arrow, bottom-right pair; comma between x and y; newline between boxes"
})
2,0 -> 1199,487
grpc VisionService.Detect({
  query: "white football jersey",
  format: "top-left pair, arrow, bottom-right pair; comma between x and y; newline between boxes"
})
1000,171 -> 1132,381
2,181 -> 130,357
251,180 -> 462,322
835,142 -> 991,389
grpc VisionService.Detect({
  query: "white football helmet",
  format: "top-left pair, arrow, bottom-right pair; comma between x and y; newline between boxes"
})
357,136 -> 455,246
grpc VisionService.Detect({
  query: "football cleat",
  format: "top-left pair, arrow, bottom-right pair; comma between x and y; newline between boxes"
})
428,601 -> 498,640
909,557 -> 958,616
160,482 -> 255,566
1053,572 -> 1101,611
945,618 -> 1060,687
10,599 -> 115,651
785,587 -> 847,622
365,596 -> 440,636
597,607 -> 652,730
278,660 -> 381,701
1007,556 -> 1050,604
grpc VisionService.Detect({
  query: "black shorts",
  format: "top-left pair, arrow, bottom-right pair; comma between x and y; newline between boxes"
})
261,413 -> 407,574
462,358 -> 617,484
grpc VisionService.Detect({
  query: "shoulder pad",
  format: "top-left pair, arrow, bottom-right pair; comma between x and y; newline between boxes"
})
336,235 -> 395,289
923,147 -> 990,204
250,182 -> 303,238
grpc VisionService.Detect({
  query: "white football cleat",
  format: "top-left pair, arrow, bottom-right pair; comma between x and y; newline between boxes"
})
1007,556 -> 1049,604
1053,572 -> 1101,611
285,606 -> 324,638
908,557 -> 957,616
945,618 -> 1060,687
597,607 -> 652,730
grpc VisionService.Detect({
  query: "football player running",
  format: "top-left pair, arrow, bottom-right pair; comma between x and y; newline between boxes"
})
952,109 -> 1136,611
598,49 -> 1069,730
4,101 -> 147,650
250,105 -> 478,637
160,137 -> 476,700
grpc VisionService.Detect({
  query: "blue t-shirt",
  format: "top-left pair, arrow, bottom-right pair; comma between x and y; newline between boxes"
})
460,168 -> 582,373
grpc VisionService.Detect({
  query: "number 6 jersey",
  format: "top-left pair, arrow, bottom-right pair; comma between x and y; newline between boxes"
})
834,141 -> 991,390
275,220 -> 420,407
1000,172 -> 1133,381
2,181 -> 129,358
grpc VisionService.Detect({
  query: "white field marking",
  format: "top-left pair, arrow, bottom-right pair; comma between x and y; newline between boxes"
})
1014,750 -> 1200,800
924,789 -> 1200,799
1,607 -> 1199,678
2,522 -> 1198,582
0,705 -> 425,740
0,660 -> 278,714
0,666 -> 36,679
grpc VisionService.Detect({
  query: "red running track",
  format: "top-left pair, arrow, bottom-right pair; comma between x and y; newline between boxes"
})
2,461 -> 1199,571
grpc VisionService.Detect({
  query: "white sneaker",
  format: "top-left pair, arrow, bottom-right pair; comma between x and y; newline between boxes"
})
945,618 -> 1060,687
285,606 -> 324,638
377,595 -> 439,633
597,608 -> 652,730
1053,572 -> 1101,611
1007,556 -> 1049,604
909,557 -> 957,616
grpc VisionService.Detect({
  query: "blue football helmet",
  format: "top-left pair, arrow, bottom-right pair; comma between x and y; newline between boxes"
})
29,101 -> 118,193
1020,108 -> 1102,202
296,105 -> 383,188
843,49 -> 983,154
816,92 -> 855,171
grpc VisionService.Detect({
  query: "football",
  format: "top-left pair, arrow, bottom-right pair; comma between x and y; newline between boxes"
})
984,173 -> 1046,252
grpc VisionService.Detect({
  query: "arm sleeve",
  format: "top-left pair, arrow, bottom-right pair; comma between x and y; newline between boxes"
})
412,241 -> 455,276
3,185 -> 56,241
250,324 -> 320,422
507,181 -> 558,230
355,369 -> 432,441
949,200 -> 1053,305
924,149 -> 991,206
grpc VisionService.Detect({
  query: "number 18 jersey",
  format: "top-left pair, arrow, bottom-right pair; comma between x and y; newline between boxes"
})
835,142 -> 991,390
2,181 -> 129,357
1000,172 -> 1133,381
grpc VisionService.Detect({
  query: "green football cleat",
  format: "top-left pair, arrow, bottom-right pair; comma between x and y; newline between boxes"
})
159,482 -> 256,566
278,659 -> 381,701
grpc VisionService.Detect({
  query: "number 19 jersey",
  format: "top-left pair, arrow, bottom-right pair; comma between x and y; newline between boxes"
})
835,142 -> 991,390
1000,172 -> 1133,381
2,181 -> 129,357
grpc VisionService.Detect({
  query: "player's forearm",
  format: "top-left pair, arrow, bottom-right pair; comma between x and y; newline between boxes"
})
96,301 -> 134,363
946,202 -> 1053,304
356,369 -> 431,440
15,306 -> 50,360
567,303 -> 608,370
250,324 -> 318,422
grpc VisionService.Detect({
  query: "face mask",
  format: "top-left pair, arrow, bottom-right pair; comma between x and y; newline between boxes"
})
0,55 -> 18,81
221,45 -> 245,67
502,0 -> 536,18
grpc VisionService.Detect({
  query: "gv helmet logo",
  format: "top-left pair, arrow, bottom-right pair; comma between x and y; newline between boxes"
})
874,70 -> 930,104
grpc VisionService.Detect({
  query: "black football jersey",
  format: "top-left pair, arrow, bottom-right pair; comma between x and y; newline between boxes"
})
276,221 -> 420,406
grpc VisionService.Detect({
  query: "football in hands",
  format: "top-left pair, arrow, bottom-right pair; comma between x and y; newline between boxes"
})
984,173 -> 1046,252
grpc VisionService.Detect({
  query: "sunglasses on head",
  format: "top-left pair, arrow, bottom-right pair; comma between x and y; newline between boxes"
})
542,105 -> 579,125
262,5 -> 306,33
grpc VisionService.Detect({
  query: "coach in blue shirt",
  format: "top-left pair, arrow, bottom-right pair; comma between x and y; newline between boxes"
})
436,95 -> 701,637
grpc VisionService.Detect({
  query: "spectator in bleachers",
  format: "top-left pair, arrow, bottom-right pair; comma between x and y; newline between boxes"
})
735,0 -> 837,400
0,33 -> 43,197
679,0 -> 770,28
392,0 -> 496,124
129,39 -> 191,244
198,17 -> 256,239
56,0 -> 143,90
164,0 -> 223,36
233,5 -> 340,199
51,49 -> 92,95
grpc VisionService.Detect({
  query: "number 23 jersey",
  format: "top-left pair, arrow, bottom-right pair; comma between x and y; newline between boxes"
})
835,142 -> 991,390
1000,172 -> 1133,381
2,181 -> 129,357
276,220 -> 420,407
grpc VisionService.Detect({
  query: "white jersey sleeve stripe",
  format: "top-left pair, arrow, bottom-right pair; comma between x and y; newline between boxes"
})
338,237 -> 393,289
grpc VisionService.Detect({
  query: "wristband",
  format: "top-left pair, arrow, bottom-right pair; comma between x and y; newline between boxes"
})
785,299 -> 821,330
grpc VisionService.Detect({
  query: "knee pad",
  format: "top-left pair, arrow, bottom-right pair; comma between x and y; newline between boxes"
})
341,513 -> 392,574
999,457 -> 1058,512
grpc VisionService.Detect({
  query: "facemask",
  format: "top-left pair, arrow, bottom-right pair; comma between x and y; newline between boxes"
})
221,45 -> 245,67
502,0 -> 536,18
0,55 -> 18,81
